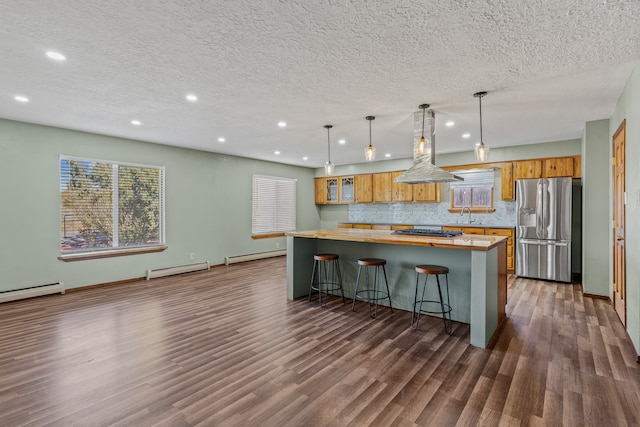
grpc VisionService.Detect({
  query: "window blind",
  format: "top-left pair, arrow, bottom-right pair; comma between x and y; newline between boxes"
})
449,168 -> 495,188
60,156 -> 165,253
252,175 -> 296,235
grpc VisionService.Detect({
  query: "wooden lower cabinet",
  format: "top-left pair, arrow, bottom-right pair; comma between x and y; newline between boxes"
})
485,228 -> 515,271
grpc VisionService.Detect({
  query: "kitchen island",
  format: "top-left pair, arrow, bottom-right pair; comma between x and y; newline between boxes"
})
286,228 -> 507,348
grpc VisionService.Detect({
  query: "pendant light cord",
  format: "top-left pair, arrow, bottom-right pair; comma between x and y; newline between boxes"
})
327,127 -> 331,161
479,95 -> 483,144
421,105 -> 426,139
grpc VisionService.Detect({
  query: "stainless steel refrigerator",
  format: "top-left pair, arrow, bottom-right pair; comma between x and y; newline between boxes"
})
515,177 -> 572,283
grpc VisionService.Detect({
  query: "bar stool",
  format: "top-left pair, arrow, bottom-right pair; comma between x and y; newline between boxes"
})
352,258 -> 393,318
308,254 -> 344,306
412,264 -> 452,334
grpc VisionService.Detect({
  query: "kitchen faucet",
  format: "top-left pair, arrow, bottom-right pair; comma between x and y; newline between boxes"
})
460,206 -> 473,224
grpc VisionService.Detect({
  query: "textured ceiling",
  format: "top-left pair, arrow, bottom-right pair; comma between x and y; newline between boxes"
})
1,0 -> 639,168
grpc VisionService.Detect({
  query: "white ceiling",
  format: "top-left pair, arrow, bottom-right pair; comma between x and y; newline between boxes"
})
1,1 -> 639,168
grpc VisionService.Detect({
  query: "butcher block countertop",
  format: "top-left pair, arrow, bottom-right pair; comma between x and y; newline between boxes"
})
286,228 -> 507,251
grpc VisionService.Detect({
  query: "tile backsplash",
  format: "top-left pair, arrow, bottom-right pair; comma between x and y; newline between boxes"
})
349,201 -> 517,226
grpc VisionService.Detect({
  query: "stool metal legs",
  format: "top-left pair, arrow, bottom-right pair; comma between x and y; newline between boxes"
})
308,258 -> 344,306
352,264 -> 393,318
412,272 -> 452,334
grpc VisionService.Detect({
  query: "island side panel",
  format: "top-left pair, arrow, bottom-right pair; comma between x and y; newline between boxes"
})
286,236 -> 318,299
470,247 -> 499,347
314,239 -> 473,323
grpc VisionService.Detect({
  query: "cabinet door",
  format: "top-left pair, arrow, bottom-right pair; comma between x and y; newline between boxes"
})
413,183 -> 442,202
391,171 -> 413,202
544,157 -> 574,177
372,172 -> 392,203
486,228 -> 515,271
572,156 -> 581,178
514,160 -> 543,180
326,178 -> 339,203
314,178 -> 327,204
501,162 -> 515,201
354,174 -> 373,203
340,176 -> 355,203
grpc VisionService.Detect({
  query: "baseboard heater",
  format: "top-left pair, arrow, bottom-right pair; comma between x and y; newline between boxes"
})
0,282 -> 65,303
146,262 -> 210,280
225,249 -> 286,265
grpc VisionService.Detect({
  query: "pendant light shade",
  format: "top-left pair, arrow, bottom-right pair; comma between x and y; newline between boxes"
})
416,104 -> 430,155
474,91 -> 489,162
364,116 -> 376,161
324,124 -> 334,176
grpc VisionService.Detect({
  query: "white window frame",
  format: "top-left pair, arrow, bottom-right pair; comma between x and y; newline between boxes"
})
252,175 -> 297,237
60,155 -> 165,256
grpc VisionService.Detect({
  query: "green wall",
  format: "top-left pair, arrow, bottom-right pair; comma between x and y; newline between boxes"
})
609,60 -> 640,353
0,119 -> 320,292
581,119 -> 610,295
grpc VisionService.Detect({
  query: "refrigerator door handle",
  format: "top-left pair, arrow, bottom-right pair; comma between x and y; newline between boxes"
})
519,239 -> 569,247
536,181 -> 543,239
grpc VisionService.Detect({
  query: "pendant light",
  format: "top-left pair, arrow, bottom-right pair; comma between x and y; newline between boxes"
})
324,124 -> 334,176
474,91 -> 489,162
416,104 -> 430,155
364,116 -> 376,161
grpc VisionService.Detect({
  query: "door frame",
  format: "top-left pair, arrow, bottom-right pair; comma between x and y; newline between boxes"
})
612,119 -> 626,326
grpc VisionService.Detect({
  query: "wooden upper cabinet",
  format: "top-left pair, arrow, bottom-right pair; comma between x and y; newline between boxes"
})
413,182 -> 442,202
573,156 -> 581,178
339,176 -> 355,203
372,172 -> 392,203
514,160 -> 543,180
354,174 -> 373,203
501,162 -> 515,201
544,157 -> 574,178
314,178 -> 326,204
391,171 -> 413,202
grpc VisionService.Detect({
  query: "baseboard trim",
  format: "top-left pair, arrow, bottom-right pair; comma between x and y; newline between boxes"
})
583,293 -> 611,301
67,262 -> 226,293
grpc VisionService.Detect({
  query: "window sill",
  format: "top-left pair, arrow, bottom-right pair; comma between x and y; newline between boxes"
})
448,208 -> 496,213
252,233 -> 285,239
58,245 -> 167,262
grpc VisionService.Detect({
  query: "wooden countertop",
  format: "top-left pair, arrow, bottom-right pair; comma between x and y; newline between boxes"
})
286,228 -> 507,251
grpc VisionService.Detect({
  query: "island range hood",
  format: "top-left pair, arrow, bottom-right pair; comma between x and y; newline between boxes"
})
394,107 -> 463,184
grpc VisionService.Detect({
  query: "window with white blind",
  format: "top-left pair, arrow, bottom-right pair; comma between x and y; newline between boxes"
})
60,156 -> 165,254
252,175 -> 296,236
449,168 -> 495,212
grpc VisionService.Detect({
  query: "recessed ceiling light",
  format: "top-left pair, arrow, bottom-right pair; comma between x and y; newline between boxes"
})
445,121 -> 455,127
385,153 -> 391,158
218,137 -> 225,142
186,94 -> 198,102
462,133 -> 471,138
277,121 -> 287,128
338,139 -> 346,145
274,150 -> 280,155
14,95 -> 29,103
302,156 -> 308,161
46,51 -> 66,61
131,120 -> 142,126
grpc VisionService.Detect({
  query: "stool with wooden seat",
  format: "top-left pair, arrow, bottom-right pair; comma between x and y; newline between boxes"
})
308,253 -> 344,306
412,264 -> 452,334
352,258 -> 392,318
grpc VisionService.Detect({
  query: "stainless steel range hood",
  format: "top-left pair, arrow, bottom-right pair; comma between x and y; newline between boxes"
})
394,108 -> 463,184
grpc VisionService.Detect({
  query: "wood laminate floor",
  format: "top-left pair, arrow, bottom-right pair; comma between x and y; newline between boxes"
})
1,257 -> 639,426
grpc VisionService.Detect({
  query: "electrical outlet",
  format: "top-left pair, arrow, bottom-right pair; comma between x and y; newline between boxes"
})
189,253 -> 195,261
276,242 -> 280,249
